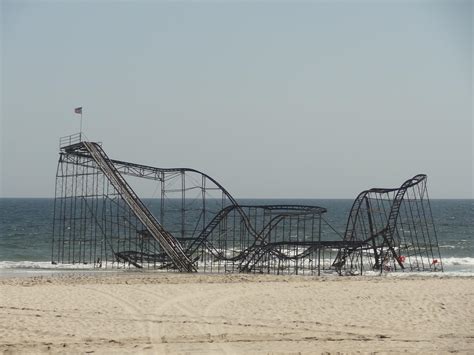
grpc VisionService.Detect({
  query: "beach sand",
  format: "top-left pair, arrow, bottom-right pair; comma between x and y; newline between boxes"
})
0,273 -> 473,354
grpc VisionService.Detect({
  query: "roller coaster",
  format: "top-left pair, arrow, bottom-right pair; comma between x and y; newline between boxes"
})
52,134 -> 442,274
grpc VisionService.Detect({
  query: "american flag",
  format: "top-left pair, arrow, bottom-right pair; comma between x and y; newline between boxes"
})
74,107 -> 82,114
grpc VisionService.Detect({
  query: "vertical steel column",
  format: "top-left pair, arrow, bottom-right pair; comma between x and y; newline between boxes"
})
181,170 -> 185,238
160,171 -> 165,225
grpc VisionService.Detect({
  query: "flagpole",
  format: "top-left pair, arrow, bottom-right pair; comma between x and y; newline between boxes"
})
80,112 -> 83,141
74,106 -> 83,141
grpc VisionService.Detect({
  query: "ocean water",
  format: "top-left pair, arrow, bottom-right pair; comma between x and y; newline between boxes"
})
0,198 -> 472,275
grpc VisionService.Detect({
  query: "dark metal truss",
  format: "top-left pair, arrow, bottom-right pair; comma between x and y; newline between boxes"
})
52,138 -> 443,275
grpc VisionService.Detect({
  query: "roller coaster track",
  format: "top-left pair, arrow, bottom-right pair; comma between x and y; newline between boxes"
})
63,147 -> 314,270
238,214 -> 287,272
186,205 -> 327,267
185,205 -> 236,256
63,142 -> 270,270
333,174 -> 428,270
81,141 -> 196,272
56,137 -> 439,274
382,174 -> 427,269
63,148 -> 264,246
217,205 -> 326,272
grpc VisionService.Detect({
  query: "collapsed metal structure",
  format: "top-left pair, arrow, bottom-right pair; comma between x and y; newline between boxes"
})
52,134 -> 442,274
333,174 -> 443,273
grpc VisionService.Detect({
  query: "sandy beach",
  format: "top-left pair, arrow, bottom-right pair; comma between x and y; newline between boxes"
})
0,273 -> 473,354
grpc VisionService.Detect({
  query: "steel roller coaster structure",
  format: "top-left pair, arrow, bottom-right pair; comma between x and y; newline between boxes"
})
52,134 -> 442,275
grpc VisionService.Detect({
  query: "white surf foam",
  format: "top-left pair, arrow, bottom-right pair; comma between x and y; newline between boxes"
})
441,257 -> 474,266
0,261 -> 96,270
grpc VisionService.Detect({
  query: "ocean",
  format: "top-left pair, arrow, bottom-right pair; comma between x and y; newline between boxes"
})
0,198 -> 472,275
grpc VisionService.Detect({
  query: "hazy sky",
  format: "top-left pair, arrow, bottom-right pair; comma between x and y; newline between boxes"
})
1,0 -> 472,198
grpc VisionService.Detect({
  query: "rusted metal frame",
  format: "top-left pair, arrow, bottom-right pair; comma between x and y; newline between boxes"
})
365,197 -> 380,270
423,185 -> 443,271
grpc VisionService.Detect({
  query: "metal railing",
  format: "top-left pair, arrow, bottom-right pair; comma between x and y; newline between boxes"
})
59,133 -> 82,149
83,141 -> 196,272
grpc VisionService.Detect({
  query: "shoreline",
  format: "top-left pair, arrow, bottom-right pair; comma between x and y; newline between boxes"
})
0,264 -> 473,281
1,268 -> 474,280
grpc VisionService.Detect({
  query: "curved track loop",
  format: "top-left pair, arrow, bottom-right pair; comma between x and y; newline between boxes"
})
55,146 -> 328,274
186,205 -> 326,271
55,141 -> 440,275
333,174 -> 433,272
68,145 -> 325,244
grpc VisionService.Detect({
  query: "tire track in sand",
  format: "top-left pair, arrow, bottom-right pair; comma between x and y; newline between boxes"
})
131,284 -> 230,354
199,283 -> 379,348
82,285 -> 155,350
